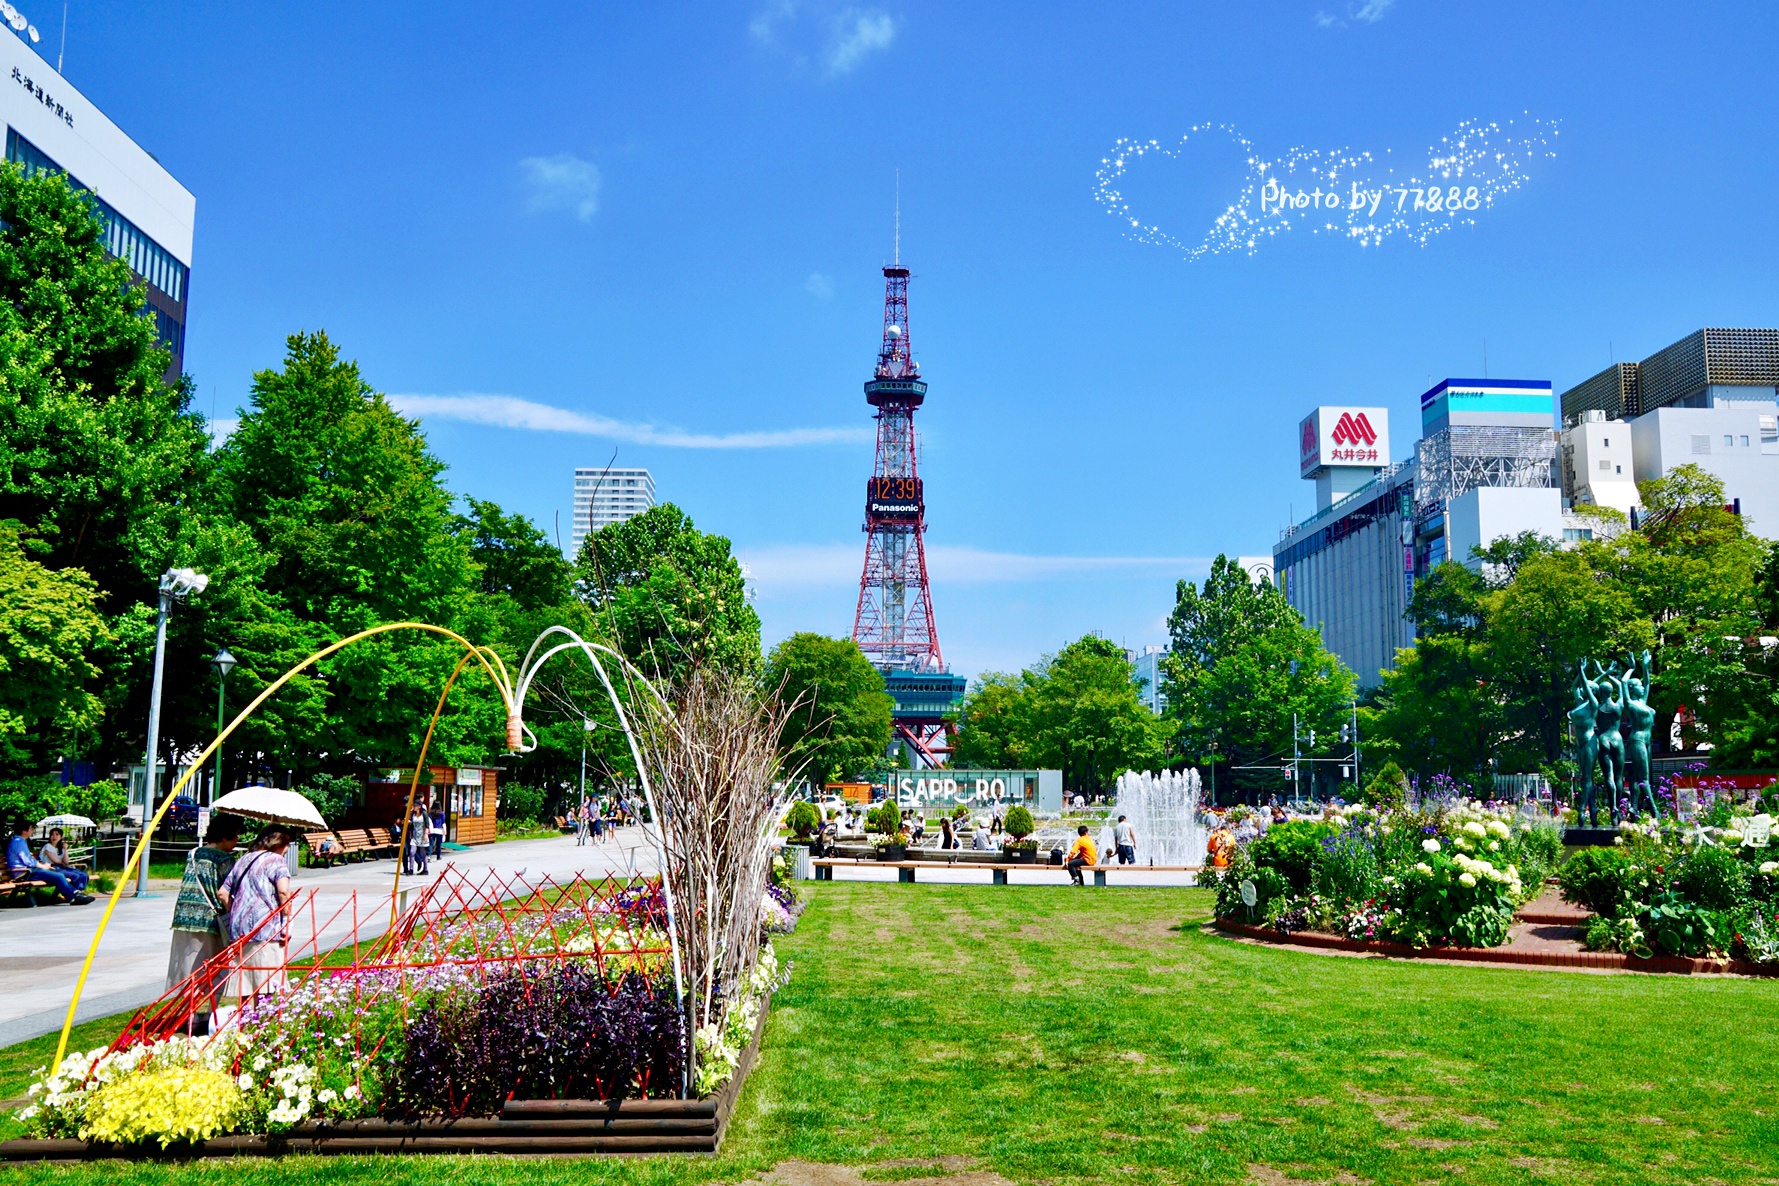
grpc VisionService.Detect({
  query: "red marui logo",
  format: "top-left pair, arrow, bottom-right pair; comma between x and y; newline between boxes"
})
1332,412 -> 1377,447
1300,419 -> 1318,457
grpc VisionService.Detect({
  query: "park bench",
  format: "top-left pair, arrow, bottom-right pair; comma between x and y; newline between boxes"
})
332,829 -> 382,862
810,858 -> 1201,885
301,831 -> 347,868
367,828 -> 401,857
554,815 -> 576,833
0,873 -> 50,905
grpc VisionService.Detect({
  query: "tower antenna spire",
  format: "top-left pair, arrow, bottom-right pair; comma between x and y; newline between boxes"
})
894,169 -> 900,266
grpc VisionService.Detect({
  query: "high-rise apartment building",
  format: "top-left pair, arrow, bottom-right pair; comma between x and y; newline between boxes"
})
569,467 -> 655,557
1,35 -> 194,379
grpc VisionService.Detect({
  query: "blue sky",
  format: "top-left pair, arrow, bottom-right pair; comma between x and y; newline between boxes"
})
57,0 -> 1779,678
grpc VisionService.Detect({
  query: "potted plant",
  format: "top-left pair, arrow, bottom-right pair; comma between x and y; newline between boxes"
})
868,800 -> 906,861
1002,805 -> 1038,863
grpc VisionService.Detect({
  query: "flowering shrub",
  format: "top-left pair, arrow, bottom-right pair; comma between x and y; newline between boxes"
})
82,1067 -> 244,1148
693,942 -> 789,1095
1206,798 -> 1546,949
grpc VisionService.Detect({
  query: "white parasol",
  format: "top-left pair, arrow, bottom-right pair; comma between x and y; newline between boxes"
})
210,785 -> 327,829
36,813 -> 96,831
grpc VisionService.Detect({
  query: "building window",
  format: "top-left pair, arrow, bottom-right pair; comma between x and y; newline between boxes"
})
1693,435 -> 1712,454
1743,436 -> 1751,447
1564,528 -> 1594,542
1726,435 -> 1736,447
1603,438 -> 1610,447
1597,459 -> 1611,470
1616,465 -> 1622,474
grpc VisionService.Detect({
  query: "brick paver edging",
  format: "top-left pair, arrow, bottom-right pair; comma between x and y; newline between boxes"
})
1212,917 -> 1777,976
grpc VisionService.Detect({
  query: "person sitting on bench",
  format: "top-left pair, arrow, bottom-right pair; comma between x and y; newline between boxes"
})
7,822 -> 92,904
38,828 -> 90,892
1065,825 -> 1098,886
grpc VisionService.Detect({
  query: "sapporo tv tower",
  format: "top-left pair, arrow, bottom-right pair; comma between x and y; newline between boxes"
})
850,213 -> 967,767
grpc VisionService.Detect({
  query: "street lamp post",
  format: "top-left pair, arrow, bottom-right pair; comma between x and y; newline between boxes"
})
210,648 -> 236,806
138,568 -> 209,896
580,718 -> 594,808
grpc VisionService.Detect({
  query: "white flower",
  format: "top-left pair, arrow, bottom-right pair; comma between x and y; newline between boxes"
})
1423,838 -> 1441,853
1415,862 -> 1433,876
318,1088 -> 337,1104
1488,840 -> 1501,852
238,1073 -> 254,1090
1459,872 -> 1477,888
344,1085 -> 361,1100
1760,861 -> 1779,875
1463,821 -> 1487,838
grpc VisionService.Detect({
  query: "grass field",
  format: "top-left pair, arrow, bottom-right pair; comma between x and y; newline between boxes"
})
3,883 -> 1776,1185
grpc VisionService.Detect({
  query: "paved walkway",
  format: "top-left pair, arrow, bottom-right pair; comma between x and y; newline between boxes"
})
0,828 -> 661,1049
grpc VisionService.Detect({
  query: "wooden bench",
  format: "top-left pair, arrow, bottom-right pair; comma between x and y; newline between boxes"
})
367,828 -> 400,857
332,829 -> 382,862
301,831 -> 347,868
810,858 -> 1202,885
1,874 -> 50,905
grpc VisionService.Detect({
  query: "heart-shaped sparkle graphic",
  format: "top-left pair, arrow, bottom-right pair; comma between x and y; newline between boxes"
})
1094,117 -> 1557,260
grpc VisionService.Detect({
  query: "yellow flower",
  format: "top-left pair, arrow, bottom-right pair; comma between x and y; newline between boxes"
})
80,1067 -> 244,1149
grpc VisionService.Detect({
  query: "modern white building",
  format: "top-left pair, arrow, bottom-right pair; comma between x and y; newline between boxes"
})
569,467 -> 656,556
1126,644 -> 1167,716
1275,381 -> 1562,686
1,33 -> 194,376
1560,328 -> 1779,536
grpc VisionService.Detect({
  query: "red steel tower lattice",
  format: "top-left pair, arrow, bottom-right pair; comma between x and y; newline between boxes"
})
852,264 -> 944,677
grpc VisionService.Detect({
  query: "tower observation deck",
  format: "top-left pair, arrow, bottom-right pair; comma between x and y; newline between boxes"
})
851,262 -> 965,767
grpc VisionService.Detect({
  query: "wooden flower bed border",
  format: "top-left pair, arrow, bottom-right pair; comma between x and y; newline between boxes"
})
0,996 -> 772,1161
1214,918 -> 1779,976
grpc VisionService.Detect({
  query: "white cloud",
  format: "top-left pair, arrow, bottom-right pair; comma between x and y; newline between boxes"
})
388,393 -> 869,449
823,9 -> 895,75
207,417 -> 238,449
1315,10 -> 1339,27
1352,0 -> 1395,21
738,542 -> 1209,590
519,153 -> 602,222
750,2 -> 896,77
805,271 -> 834,299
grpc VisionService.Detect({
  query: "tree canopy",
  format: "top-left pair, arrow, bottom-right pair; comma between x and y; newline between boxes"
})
763,633 -> 893,783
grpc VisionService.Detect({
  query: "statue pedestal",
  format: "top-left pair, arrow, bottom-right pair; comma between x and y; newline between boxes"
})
1562,827 -> 1620,847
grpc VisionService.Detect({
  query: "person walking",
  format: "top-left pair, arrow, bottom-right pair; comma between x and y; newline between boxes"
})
575,799 -> 590,846
1065,825 -> 1098,886
407,805 -> 431,876
219,828 -> 295,1009
167,816 -> 241,1033
6,822 -> 92,905
939,815 -> 955,851
429,802 -> 446,859
1112,814 -> 1137,865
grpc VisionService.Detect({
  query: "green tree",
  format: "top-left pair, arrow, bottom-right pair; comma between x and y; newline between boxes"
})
458,498 -> 572,611
953,636 -> 1167,796
951,672 -> 1033,768
1163,555 -> 1357,800
763,633 -> 893,783
575,504 -> 760,681
0,528 -> 108,775
0,162 -> 208,605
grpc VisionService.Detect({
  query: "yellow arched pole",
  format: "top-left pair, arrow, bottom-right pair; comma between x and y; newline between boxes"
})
54,622 -> 518,1068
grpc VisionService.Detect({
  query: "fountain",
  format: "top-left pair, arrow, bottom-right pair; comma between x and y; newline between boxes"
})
1107,768 -> 1210,866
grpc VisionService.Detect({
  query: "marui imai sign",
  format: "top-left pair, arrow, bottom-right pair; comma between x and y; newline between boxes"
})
1299,406 -> 1390,479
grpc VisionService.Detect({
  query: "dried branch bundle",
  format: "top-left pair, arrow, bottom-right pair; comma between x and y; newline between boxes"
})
632,668 -> 801,1043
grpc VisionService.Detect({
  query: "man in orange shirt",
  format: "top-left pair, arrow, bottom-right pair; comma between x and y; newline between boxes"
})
1065,825 -> 1098,886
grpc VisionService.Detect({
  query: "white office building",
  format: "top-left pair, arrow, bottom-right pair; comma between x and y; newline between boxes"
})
1,34 -> 194,376
1560,328 -> 1779,536
1126,645 -> 1167,716
569,467 -> 656,556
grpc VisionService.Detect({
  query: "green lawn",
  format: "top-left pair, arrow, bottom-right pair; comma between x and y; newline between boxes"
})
4,883 -> 1777,1184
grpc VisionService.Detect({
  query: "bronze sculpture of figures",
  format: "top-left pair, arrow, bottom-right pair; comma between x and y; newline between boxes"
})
1571,651 -> 1658,825
1621,650 -> 1657,817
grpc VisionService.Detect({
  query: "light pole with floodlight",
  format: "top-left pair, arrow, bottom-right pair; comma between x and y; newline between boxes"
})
138,568 -> 209,896
210,648 -> 236,806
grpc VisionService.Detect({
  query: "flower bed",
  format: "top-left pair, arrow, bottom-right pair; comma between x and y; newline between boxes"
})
1198,800 -> 1563,950
8,868 -> 795,1157
1559,812 -> 1779,963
